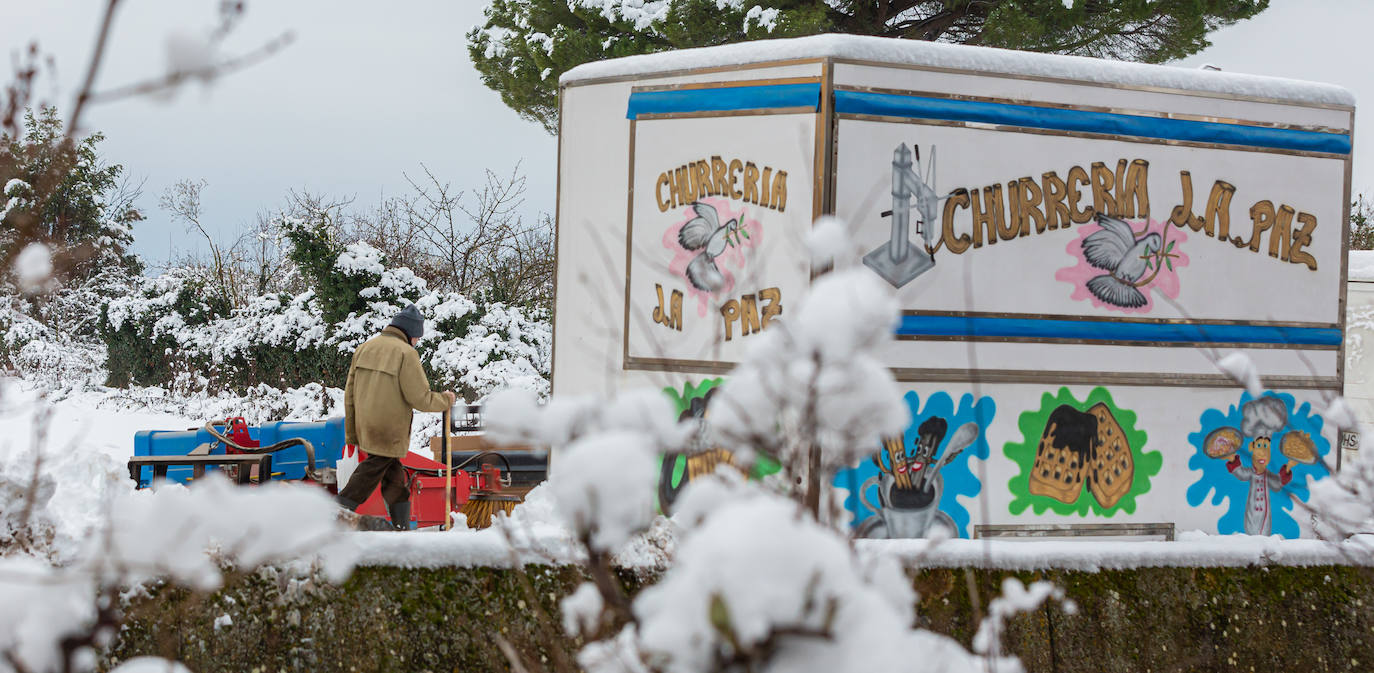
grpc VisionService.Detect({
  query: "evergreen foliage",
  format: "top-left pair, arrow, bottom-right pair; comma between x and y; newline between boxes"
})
280,214 -> 377,325
1351,195 -> 1373,251
0,107 -> 142,280
469,0 -> 1269,133
98,268 -> 230,388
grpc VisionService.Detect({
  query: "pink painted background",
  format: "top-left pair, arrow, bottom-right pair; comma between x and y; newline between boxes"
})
1054,218 -> 1190,314
660,198 -> 765,317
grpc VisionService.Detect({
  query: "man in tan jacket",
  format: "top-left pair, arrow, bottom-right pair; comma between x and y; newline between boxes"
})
337,304 -> 455,530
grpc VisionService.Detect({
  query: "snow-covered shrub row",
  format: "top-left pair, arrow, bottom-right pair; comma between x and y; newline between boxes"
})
1,288 -> 107,387
99,238 -> 550,401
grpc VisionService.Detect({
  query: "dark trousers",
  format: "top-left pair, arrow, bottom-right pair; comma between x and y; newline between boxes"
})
337,454 -> 410,508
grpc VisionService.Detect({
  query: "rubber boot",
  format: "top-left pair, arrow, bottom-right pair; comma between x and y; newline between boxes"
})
387,501 -> 412,531
336,495 -> 384,530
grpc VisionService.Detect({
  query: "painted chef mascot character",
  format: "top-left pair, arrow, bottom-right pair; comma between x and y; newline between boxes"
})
1201,396 -> 1319,537
335,304 -> 456,530
1224,435 -> 1291,536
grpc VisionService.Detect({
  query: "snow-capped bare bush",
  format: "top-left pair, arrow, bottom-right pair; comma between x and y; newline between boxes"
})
607,487 -> 996,673
484,249 -> 1044,673
972,578 -> 1074,659
1309,428 -> 1374,543
709,267 -> 908,518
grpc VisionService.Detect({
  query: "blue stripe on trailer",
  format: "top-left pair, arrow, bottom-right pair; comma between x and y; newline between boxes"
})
626,83 -> 822,119
896,314 -> 1342,347
834,90 -> 1351,155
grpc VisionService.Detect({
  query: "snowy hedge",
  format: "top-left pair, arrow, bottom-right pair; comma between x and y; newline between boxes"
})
105,562 -> 1374,673
1,287 -> 107,386
98,234 -> 550,401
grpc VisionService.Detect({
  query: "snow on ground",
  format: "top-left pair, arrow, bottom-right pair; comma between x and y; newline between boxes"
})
1,379 -> 195,464
0,379 -> 202,560
854,531 -> 1374,571
346,526 -> 1374,571
1351,250 -> 1374,282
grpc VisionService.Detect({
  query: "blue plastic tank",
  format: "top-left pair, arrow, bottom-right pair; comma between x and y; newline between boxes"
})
132,417 -> 346,487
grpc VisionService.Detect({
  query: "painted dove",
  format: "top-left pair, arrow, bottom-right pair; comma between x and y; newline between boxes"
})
1081,213 -> 1161,308
678,201 -> 740,292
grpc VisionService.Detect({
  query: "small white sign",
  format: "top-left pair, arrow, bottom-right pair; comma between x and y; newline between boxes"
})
1340,430 -> 1361,451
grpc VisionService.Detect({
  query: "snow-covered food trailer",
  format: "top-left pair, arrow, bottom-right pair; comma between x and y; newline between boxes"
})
553,35 -> 1354,539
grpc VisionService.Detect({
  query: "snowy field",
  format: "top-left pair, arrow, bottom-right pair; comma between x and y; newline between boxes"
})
0,378 -> 200,561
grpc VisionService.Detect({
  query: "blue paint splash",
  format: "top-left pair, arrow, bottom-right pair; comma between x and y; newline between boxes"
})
834,391 -> 995,538
1184,391 -> 1331,538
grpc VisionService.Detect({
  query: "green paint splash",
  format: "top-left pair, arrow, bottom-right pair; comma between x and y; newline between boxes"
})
663,378 -> 725,417
660,377 -> 778,483
1004,387 -> 1162,517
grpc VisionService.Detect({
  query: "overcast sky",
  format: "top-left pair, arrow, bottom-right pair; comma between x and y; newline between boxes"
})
3,0 -> 1370,265
3,1 -> 557,264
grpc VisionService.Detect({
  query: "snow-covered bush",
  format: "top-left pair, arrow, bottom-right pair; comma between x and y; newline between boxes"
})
0,295 -> 49,368
592,485 -> 995,673
97,234 -> 550,400
2,283 -> 109,387
1307,397 -> 1373,542
709,267 -> 908,518
427,299 -> 551,399
100,266 -> 230,388
485,230 -> 1054,672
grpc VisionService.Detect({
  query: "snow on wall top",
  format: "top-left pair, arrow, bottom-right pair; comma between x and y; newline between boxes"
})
1350,250 -> 1374,282
347,529 -> 1374,570
561,34 -> 1354,109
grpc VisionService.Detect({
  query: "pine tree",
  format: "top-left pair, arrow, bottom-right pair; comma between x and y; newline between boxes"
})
0,107 -> 142,280
469,0 -> 1268,134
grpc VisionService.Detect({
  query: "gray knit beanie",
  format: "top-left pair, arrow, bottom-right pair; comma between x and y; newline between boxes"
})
389,304 -> 424,340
